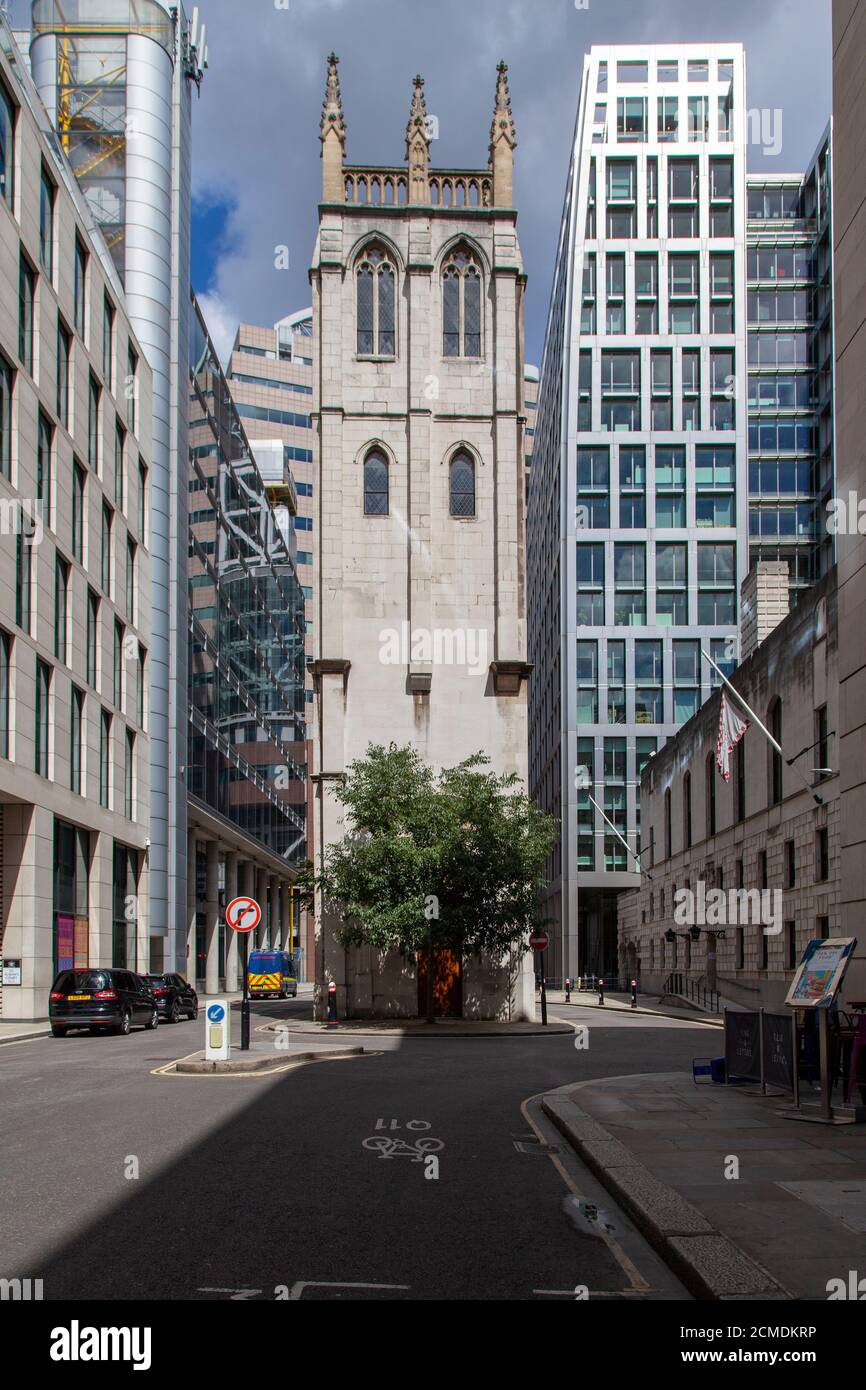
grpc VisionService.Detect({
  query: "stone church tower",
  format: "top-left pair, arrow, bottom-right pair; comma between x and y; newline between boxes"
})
310,56 -> 532,1019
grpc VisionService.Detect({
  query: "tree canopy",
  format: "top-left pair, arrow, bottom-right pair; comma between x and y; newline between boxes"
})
296,743 -> 556,958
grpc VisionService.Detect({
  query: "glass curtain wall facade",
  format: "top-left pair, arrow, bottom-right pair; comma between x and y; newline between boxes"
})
529,45 -> 750,983
188,296 -> 307,862
746,131 -> 835,599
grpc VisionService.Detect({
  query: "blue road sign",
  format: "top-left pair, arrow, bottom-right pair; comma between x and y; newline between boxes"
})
207,1003 -> 226,1023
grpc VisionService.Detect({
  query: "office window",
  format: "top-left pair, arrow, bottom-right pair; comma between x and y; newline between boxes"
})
682,348 -> 701,430
36,659 -> 51,777
606,253 -> 626,334
710,349 -> 735,430
576,544 -> 605,625
137,646 -> 146,729
786,921 -> 797,971
657,59 -> 678,82
0,79 -> 15,208
16,532 -> 31,632
619,446 -> 645,527
442,247 -> 482,358
688,59 -> 709,80
577,737 -> 595,869
687,95 -> 709,141
581,254 -> 597,334
617,97 -> 647,141
601,351 -> 640,431
74,238 -> 88,340
815,705 -> 829,779
449,451 -> 475,518
697,543 -> 736,623
613,543 -> 646,626
126,539 -> 136,622
710,253 -> 735,332
114,422 -> 125,509
597,61 -> 608,93
650,348 -> 672,428
138,461 -> 148,543
669,255 -> 700,332
706,751 -> 716,836
817,915 -> 830,941
70,686 -> 83,795
37,412 -> 52,519
127,345 -> 138,433
577,447 -> 609,528
55,555 -> 69,664
635,639 -> 663,724
101,503 -> 113,595
668,159 -> 699,236
19,255 -> 36,375
785,839 -> 796,889
585,159 -> 596,237
636,254 -> 658,334
87,588 -> 99,688
577,349 -> 592,430
577,640 -> 598,723
100,709 -> 111,808
0,352 -> 12,479
733,741 -> 746,823
103,297 -> 115,390
696,444 -> 736,527
606,639 -> 626,724
57,319 -> 72,429
617,60 -> 648,83
72,461 -> 85,563
114,620 -> 124,710
40,165 -> 55,277
673,640 -> 700,723
125,728 -> 135,820
815,826 -> 829,882
657,96 -> 679,141
656,542 -> 688,626
363,450 -> 389,515
606,159 -> 637,237
655,449 -> 687,530
0,629 -> 9,759
646,156 -> 658,236
88,375 -> 100,471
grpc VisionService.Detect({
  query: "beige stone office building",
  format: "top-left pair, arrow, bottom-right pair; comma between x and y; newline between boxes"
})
0,27 -> 153,1020
618,566 -> 841,1010
310,57 -> 533,1018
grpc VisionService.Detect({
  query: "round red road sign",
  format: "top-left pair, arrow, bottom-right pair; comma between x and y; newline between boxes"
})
529,931 -> 549,952
226,895 -> 262,934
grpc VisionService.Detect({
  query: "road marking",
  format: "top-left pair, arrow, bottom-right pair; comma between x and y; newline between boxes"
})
287,1281 -> 410,1300
520,1090 -> 651,1295
533,1287 -> 652,1298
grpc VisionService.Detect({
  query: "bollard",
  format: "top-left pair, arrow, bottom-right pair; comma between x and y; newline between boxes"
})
598,977 -> 605,1007
326,979 -> 338,1028
631,978 -> 637,1009
565,977 -> 571,1003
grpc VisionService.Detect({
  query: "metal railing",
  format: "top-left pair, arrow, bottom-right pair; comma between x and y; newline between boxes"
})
664,972 -> 720,1014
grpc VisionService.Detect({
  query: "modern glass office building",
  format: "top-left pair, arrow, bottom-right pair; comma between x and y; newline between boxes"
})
528,45 -> 751,983
186,295 -> 308,985
746,131 -> 835,600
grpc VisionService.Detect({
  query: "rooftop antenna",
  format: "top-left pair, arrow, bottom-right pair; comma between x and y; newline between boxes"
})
190,6 -> 199,50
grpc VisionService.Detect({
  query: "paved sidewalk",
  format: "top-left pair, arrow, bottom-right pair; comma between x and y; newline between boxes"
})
544,1070 -> 866,1301
547,989 -> 724,1026
262,1017 -> 572,1038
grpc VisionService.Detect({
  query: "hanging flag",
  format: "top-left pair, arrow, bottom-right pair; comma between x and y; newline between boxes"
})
716,691 -> 749,782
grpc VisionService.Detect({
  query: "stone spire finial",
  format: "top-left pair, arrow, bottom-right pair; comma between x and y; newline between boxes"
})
489,60 -> 517,206
320,52 -> 346,202
405,74 -> 430,205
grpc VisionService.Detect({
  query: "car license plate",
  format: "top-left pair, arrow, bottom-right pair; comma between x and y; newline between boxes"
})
68,994 -> 90,1001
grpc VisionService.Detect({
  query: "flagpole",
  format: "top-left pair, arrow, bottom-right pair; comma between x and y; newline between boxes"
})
588,794 -> 651,878
701,648 -> 823,806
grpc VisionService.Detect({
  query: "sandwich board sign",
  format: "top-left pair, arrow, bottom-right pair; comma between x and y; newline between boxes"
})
784,938 -> 857,1010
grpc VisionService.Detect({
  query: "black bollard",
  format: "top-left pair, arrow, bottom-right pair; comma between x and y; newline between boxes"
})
565,976 -> 571,1003
598,977 -> 605,1007
327,979 -> 338,1028
630,978 -> 637,1010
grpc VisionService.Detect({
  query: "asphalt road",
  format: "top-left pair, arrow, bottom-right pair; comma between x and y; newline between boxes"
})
0,1001 -> 717,1301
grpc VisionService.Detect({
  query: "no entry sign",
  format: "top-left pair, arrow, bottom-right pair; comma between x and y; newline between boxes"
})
226,896 -> 261,934
529,931 -> 549,952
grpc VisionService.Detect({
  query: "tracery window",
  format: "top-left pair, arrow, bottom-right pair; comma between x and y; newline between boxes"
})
357,245 -> 396,356
449,451 -> 476,517
442,248 -> 482,357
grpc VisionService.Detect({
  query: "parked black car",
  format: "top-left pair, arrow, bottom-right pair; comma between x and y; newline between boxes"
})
49,969 -> 159,1037
144,973 -> 198,1023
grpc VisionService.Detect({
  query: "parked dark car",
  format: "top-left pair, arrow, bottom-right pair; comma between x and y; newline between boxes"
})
144,973 -> 198,1023
48,969 -> 159,1037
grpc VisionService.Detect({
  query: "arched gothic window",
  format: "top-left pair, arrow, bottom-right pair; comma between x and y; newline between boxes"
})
449,451 -> 476,517
442,248 -> 482,357
363,449 -> 389,515
356,245 -> 396,356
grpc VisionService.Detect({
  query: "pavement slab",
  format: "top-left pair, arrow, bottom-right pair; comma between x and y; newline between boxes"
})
543,1070 -> 866,1300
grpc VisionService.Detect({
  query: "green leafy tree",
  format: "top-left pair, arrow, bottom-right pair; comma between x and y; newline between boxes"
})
296,743 -> 556,1017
